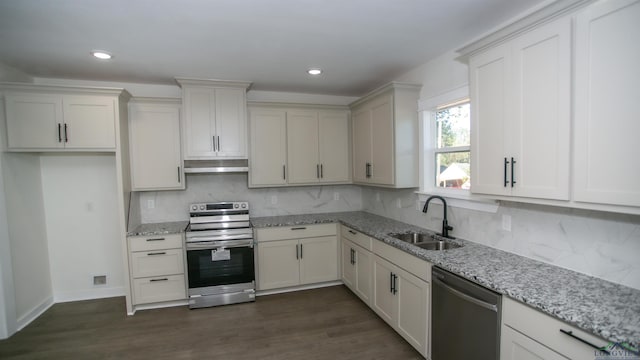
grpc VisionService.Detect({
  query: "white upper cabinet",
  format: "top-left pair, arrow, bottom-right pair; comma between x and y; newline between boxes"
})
573,0 -> 640,207
248,104 -> 350,188
350,82 -> 421,188
128,98 -> 184,191
470,16 -> 571,200
249,108 -> 287,186
177,78 -> 251,160
3,85 -> 124,151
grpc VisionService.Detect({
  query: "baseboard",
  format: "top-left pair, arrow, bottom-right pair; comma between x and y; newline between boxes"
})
16,295 -> 54,331
132,299 -> 189,315
256,281 -> 343,297
54,286 -> 125,303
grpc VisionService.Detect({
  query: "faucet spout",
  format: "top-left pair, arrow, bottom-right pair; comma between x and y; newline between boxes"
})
422,195 -> 453,238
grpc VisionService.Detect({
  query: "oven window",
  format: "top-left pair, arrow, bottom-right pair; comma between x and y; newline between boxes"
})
187,246 -> 255,289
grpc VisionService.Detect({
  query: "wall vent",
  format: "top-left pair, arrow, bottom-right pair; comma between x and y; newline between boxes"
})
93,275 -> 107,285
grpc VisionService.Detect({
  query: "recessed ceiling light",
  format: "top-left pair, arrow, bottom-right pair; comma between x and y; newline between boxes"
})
91,51 -> 113,60
307,68 -> 322,75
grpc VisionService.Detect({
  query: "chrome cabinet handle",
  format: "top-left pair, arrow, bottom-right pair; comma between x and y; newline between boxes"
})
559,329 -> 608,354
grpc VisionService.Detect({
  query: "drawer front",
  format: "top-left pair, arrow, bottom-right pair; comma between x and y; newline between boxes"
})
129,233 -> 183,252
130,248 -> 184,278
372,240 -> 430,282
256,223 -> 337,242
341,225 -> 372,251
502,297 -> 609,360
132,274 -> 186,305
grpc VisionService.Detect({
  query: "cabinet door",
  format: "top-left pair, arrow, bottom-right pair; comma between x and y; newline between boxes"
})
470,43 -> 511,196
501,325 -> 569,360
396,267 -> 429,355
299,236 -> 338,285
369,94 -> 394,185
511,17 -> 571,200
215,88 -> 247,158
354,245 -> 372,305
287,110 -> 320,184
63,95 -> 116,149
352,107 -> 371,183
129,103 -> 183,190
573,0 -> 640,207
341,241 -> 356,290
183,87 -> 215,158
318,111 -> 350,183
257,239 -> 300,290
372,256 -> 396,326
5,93 -> 64,149
249,109 -> 287,186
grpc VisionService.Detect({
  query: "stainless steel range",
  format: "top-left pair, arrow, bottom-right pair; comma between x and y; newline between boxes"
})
185,202 -> 255,309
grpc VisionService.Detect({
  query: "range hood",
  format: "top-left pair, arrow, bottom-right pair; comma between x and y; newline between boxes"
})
183,159 -> 249,173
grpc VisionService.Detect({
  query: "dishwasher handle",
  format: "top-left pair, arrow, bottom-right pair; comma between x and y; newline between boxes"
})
433,276 -> 498,313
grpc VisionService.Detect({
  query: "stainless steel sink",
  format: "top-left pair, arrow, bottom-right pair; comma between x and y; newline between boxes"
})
415,240 -> 461,250
388,232 -> 463,250
388,232 -> 433,244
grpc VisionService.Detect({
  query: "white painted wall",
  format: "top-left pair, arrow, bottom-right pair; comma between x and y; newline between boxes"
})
40,154 -> 125,302
2,153 -> 53,329
0,62 -> 35,339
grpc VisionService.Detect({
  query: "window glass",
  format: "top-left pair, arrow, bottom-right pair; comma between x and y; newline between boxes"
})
434,100 -> 470,189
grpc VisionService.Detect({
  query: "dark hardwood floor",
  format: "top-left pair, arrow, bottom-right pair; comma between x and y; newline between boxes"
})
0,285 -> 423,359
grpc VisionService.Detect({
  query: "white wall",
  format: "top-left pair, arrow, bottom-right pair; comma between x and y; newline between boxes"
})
365,49 -> 640,290
40,154 -> 125,302
138,173 -> 362,224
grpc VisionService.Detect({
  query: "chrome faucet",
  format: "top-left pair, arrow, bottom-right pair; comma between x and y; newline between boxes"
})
422,195 -> 453,238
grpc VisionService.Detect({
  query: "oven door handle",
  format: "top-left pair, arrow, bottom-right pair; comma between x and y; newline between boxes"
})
186,240 -> 254,250
187,234 -> 253,242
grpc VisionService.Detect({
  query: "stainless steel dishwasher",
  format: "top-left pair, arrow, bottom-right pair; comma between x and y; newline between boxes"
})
432,266 -> 502,360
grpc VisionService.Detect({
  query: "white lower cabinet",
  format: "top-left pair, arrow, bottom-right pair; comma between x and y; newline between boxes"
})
500,297 -> 609,360
256,224 -> 339,291
341,238 -> 373,305
128,233 -> 186,306
372,255 -> 430,356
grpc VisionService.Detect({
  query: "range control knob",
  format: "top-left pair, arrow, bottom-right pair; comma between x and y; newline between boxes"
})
191,205 -> 197,211
234,204 -> 239,208
200,205 -> 205,210
241,203 -> 247,208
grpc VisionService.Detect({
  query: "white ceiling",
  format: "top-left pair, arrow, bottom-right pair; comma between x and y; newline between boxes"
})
0,0 -> 546,96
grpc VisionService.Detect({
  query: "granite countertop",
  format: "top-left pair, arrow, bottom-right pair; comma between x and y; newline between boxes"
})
127,221 -> 188,236
252,211 -> 640,347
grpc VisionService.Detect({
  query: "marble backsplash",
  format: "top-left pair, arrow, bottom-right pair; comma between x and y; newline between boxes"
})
361,187 -> 640,290
136,173 -> 362,223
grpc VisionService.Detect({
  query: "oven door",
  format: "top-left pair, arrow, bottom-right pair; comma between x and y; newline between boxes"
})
185,239 -> 255,290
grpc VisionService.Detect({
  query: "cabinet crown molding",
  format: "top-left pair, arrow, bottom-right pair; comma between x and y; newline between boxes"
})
349,82 -> 422,109
247,101 -> 349,111
456,0 -> 594,61
129,96 -> 181,105
174,77 -> 252,90
0,81 -> 131,99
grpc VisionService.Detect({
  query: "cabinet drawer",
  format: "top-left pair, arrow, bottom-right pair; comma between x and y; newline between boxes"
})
132,274 -> 186,305
341,225 -> 372,251
129,233 -> 183,252
372,240 -> 430,282
256,223 -> 337,242
502,297 -> 609,359
130,248 -> 184,278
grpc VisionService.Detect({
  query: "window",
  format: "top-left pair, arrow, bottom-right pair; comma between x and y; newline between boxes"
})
434,99 -> 470,189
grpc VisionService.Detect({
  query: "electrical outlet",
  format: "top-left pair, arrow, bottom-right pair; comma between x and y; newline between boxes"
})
396,198 -> 402,208
502,215 -> 512,232
271,195 -> 278,205
93,275 -> 107,286
416,199 -> 421,211
333,192 -> 340,201
147,199 -> 155,209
